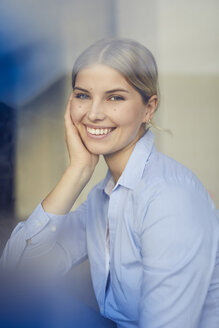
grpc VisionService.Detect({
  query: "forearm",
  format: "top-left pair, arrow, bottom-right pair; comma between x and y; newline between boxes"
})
42,165 -> 91,215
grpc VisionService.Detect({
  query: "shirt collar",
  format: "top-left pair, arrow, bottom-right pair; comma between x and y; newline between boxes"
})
100,129 -> 155,193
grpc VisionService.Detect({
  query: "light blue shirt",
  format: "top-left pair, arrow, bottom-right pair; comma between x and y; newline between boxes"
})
1,130 -> 219,328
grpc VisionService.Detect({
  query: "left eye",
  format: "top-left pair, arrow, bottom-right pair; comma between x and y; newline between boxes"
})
109,95 -> 124,101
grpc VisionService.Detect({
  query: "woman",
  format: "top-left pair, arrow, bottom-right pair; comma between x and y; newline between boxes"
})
1,38 -> 219,328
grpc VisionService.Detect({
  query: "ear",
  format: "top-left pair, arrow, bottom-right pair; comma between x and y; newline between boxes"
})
142,95 -> 158,123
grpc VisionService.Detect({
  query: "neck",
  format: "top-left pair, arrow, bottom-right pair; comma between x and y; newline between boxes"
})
104,127 -> 146,183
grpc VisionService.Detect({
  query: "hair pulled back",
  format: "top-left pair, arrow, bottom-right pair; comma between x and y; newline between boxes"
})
72,38 -> 159,108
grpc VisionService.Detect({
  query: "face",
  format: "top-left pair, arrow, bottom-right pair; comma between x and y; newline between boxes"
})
70,64 -> 154,158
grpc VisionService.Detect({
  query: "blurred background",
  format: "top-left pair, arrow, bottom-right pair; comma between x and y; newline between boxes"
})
0,0 -> 218,313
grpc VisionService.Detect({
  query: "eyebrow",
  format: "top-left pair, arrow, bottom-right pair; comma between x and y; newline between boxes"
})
105,88 -> 129,94
73,86 -> 129,94
73,87 -> 89,93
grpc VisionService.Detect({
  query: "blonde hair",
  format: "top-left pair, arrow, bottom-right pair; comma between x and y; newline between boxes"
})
72,38 -> 160,127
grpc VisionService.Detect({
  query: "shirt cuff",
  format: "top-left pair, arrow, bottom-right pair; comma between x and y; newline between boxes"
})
24,202 -> 51,239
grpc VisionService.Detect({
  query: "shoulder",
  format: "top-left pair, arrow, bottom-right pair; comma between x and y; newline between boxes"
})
134,150 -> 218,231
138,153 -> 219,254
141,149 -> 213,205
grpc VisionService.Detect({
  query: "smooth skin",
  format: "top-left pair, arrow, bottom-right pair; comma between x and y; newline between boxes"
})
42,64 -> 158,214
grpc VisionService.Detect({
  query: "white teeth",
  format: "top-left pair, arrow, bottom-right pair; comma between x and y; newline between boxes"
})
87,127 -> 112,135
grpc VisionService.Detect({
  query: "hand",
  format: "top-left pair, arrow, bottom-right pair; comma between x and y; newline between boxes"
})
64,94 -> 99,176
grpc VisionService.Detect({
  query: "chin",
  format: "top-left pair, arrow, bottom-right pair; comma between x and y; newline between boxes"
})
85,144 -> 106,155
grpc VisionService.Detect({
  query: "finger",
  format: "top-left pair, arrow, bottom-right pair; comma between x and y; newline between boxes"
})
64,91 -> 74,114
64,111 -> 79,142
64,94 -> 74,124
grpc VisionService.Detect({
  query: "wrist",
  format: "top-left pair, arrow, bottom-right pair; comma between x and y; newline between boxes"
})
66,164 -> 92,184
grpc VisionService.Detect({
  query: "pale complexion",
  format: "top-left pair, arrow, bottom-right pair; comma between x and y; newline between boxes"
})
70,64 -> 158,182
42,64 -> 157,214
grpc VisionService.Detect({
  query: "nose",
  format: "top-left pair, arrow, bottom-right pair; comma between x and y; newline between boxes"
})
87,100 -> 106,122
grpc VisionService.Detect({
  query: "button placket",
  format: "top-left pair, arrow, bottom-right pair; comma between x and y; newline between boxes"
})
103,189 -> 120,317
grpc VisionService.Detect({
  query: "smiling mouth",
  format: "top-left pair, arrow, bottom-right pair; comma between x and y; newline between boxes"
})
86,126 -> 114,136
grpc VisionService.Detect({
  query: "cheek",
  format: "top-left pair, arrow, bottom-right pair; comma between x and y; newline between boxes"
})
113,107 -> 144,127
70,102 -> 84,122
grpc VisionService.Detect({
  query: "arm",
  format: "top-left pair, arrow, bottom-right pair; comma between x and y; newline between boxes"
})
1,201 -> 88,274
1,94 -> 99,273
42,93 -> 99,215
139,182 -> 219,328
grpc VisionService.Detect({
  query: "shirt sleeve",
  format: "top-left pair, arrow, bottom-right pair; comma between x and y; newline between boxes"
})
0,201 -> 88,275
139,182 -> 219,328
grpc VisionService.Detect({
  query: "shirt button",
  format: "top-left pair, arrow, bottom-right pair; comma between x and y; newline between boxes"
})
26,239 -> 31,245
35,220 -> 42,227
51,225 -> 56,232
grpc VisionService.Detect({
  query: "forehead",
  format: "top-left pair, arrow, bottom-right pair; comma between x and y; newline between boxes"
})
75,64 -> 131,90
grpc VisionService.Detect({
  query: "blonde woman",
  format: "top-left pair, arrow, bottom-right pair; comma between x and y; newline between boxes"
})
1,38 -> 219,328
